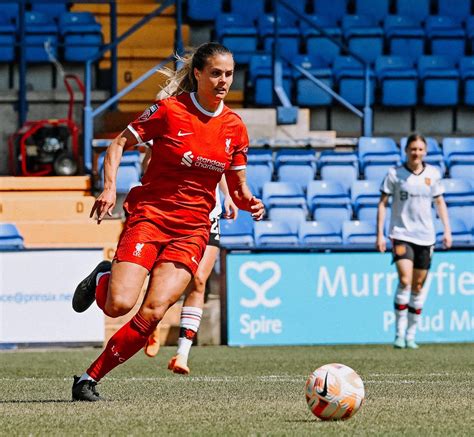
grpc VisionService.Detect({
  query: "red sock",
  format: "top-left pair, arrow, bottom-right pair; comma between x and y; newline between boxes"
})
95,273 -> 110,313
87,312 -> 157,381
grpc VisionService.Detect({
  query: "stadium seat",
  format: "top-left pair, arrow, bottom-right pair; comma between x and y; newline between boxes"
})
3,2 -> 19,23
247,148 -> 273,166
277,164 -> 315,191
358,205 -> 391,223
313,204 -> 352,227
0,16 -> 16,62
355,0 -> 390,22
459,56 -> 474,106
442,138 -> 474,171
268,207 -> 307,233
246,164 -> 273,197
292,55 -> 333,106
440,178 -> 474,205
448,205 -> 474,232
342,220 -> 377,245
351,179 -> 381,214
274,149 -> 317,169
254,220 -> 299,247
262,182 -> 307,209
375,55 -> 418,106
333,56 -> 375,107
302,15 -> 342,65
25,11 -> 59,62
0,223 -> 25,250
384,15 -> 425,62
435,218 -> 472,246
466,17 -> 474,53
31,2 -> 68,21
257,15 -> 301,56
319,151 -> 359,191
363,163 -> 394,184
59,12 -> 102,61
312,0 -> 349,22
425,15 -> 466,62
438,0 -> 471,24
98,151 -> 141,194
229,0 -> 265,21
298,221 -> 343,245
357,137 -> 401,170
395,0 -> 430,20
187,0 -> 223,21
342,15 -> 384,63
307,180 -> 350,215
418,55 -> 460,106
220,212 -> 254,247
215,14 -> 258,64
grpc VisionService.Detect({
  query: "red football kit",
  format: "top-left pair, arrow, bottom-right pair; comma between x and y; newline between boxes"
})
114,92 -> 249,274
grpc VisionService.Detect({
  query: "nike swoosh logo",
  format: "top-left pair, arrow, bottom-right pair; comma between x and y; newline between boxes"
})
191,256 -> 199,266
178,130 -> 194,137
316,373 -> 329,397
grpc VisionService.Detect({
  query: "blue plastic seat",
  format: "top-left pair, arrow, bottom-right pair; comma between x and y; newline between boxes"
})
448,164 -> 474,180
254,221 -> 299,247
418,56 -> 460,106
351,179 -> 381,213
298,220 -> 343,245
312,0 -> 349,22
438,0 -> 471,24
268,207 -> 307,233
355,0 -> 390,22
220,212 -> 254,247
358,137 -> 400,170
466,17 -> 474,53
442,138 -> 474,170
448,205 -> 474,232
246,164 -> 273,198
313,204 -> 352,226
0,16 -> 16,62
229,0 -> 265,21
342,220 -> 377,245
3,2 -> 19,23
0,223 -> 24,250
258,14 -> 301,56
187,0 -> 223,21
333,56 -> 375,106
247,148 -> 274,168
274,149 -> 317,169
215,14 -> 257,64
395,0 -> 430,20
307,180 -> 350,214
25,11 -> 58,62
440,178 -> 474,205
32,2 -> 68,20
277,164 -> 315,191
459,56 -> 474,105
262,182 -> 307,209
364,163 -> 395,184
318,151 -> 359,191
384,15 -> 425,62
302,15 -> 342,65
375,55 -> 418,106
59,12 -> 102,61
342,14 -> 384,63
425,15 -> 466,62
435,218 -> 472,246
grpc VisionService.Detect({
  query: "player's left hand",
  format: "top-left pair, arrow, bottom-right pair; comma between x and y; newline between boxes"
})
443,232 -> 452,249
223,195 -> 238,220
250,196 -> 265,221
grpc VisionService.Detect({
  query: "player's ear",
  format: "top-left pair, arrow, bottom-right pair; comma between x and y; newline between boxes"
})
193,67 -> 200,81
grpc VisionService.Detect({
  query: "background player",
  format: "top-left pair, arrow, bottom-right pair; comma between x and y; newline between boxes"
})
71,42 -> 264,401
376,133 -> 452,349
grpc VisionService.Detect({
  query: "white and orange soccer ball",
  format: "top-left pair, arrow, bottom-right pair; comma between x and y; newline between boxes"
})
305,363 -> 365,421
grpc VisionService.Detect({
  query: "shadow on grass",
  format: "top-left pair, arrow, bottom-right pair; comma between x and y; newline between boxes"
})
0,400 -> 73,403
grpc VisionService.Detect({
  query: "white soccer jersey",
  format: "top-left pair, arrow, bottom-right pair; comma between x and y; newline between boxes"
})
209,188 -> 222,220
381,164 -> 444,246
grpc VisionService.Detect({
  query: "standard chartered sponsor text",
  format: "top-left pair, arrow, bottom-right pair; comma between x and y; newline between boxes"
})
195,156 -> 225,173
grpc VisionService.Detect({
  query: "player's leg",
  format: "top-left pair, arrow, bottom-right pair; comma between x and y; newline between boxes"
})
72,261 -> 192,401
406,245 -> 432,349
392,241 -> 415,348
168,244 -> 219,374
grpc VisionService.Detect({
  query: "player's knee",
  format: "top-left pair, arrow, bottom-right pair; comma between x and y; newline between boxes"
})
106,293 -> 136,317
193,273 -> 207,293
398,277 -> 411,288
412,283 -> 424,293
142,302 -> 168,322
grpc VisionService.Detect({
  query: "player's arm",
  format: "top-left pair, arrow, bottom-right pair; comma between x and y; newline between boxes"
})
434,195 -> 452,249
90,129 -> 138,224
218,174 -> 238,219
225,169 -> 265,221
376,192 -> 390,252
142,144 -> 152,174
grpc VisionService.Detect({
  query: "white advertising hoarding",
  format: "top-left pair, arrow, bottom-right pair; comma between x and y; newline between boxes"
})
0,249 -> 105,344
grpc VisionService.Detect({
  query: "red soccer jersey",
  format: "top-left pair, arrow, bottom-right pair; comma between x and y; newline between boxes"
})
124,92 -> 249,240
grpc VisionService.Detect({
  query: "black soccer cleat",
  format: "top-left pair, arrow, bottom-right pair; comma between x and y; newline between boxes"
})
72,260 -> 112,313
72,375 -> 104,402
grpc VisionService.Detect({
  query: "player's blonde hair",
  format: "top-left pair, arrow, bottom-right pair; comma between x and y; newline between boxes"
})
156,42 -> 233,100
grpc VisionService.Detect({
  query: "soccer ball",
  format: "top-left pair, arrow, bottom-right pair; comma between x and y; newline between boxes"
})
305,363 -> 365,421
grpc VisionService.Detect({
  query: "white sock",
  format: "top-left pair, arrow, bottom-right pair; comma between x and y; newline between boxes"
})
176,306 -> 203,359
78,372 -> 96,384
406,291 -> 425,341
394,284 -> 410,339
96,271 -> 110,286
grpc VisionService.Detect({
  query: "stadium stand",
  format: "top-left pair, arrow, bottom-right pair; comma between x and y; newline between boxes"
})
262,182 -> 307,210
254,220 -> 299,247
220,212 -> 255,247
0,15 -> 16,62
298,220 -> 343,245
0,223 -> 24,250
342,220 -> 377,245
24,11 -> 59,62
268,207 -> 307,233
301,15 -> 342,65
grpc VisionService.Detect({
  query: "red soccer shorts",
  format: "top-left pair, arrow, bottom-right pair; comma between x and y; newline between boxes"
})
114,218 -> 207,275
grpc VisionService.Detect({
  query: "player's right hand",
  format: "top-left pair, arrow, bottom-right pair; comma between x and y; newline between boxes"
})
90,189 -> 116,224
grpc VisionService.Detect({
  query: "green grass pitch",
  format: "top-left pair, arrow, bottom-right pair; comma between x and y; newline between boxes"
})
1,344 -> 473,435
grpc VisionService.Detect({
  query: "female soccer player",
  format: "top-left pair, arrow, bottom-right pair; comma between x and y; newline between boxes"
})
376,134 -> 452,349
71,42 -> 264,401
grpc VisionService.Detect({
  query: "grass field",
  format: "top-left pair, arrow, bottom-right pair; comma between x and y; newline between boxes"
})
1,344 -> 473,436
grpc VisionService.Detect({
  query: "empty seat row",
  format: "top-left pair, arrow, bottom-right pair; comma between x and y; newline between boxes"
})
248,54 -> 474,107
0,223 -> 25,250
0,11 -> 102,62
